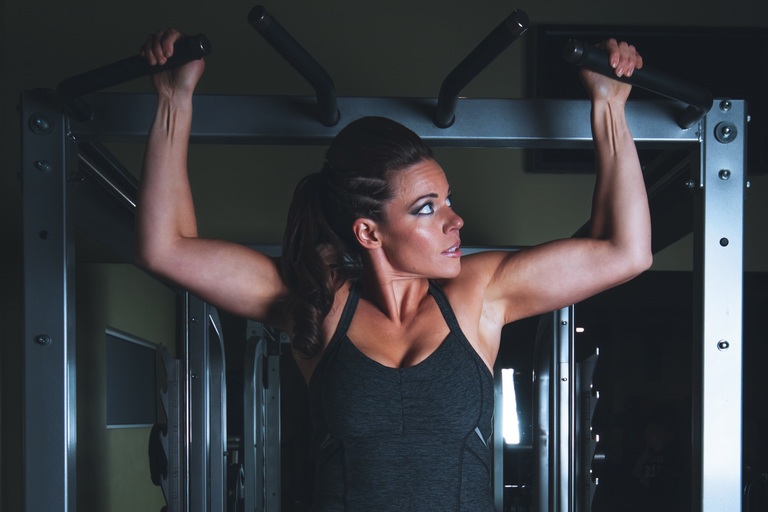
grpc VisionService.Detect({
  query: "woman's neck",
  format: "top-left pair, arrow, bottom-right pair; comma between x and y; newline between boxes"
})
358,270 -> 430,325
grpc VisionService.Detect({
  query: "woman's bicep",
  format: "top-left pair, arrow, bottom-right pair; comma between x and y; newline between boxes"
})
477,238 -> 649,324
137,236 -> 291,325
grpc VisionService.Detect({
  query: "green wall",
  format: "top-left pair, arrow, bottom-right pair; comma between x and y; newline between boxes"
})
76,263 -> 176,512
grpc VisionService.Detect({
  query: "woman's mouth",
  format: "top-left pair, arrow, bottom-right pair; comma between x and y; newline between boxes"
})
443,244 -> 462,257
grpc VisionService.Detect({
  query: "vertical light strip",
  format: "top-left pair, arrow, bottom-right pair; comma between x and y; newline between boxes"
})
502,368 -> 520,445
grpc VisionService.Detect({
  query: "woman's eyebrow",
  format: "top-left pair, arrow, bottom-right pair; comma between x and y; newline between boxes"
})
407,186 -> 451,209
408,192 -> 438,209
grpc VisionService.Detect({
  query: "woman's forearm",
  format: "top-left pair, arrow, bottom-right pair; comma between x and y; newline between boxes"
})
589,99 -> 652,269
135,93 -> 197,271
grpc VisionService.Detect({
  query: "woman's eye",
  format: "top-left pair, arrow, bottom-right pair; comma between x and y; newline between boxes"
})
415,203 -> 435,215
446,196 -> 453,208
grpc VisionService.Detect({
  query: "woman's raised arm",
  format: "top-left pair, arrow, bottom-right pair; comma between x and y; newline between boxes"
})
135,29 -> 290,325
461,39 -> 652,331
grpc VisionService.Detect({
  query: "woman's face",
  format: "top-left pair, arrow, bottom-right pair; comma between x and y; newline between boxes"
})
377,159 -> 464,279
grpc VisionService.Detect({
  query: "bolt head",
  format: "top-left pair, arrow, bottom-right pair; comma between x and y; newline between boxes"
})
34,334 -> 52,346
34,160 -> 52,172
29,114 -> 54,135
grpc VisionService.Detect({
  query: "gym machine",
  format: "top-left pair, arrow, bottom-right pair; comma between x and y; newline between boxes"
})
21,6 -> 745,511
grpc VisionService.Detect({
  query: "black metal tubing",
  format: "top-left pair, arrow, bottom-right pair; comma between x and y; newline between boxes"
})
563,39 -> 713,129
433,9 -> 529,128
249,5 -> 339,127
56,34 -> 212,121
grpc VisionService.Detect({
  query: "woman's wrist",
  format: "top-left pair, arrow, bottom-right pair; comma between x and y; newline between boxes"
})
156,89 -> 194,109
152,93 -> 194,141
591,96 -> 627,113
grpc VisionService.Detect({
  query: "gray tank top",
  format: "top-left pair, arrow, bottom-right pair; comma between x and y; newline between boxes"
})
308,281 -> 495,511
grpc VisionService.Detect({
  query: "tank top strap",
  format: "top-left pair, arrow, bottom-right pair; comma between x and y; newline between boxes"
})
329,282 -> 360,345
428,280 -> 461,333
309,283 -> 361,388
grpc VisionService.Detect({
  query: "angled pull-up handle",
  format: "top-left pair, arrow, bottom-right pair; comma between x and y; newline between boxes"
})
57,34 -> 212,121
249,5 -> 340,127
563,39 -> 713,129
433,9 -> 529,128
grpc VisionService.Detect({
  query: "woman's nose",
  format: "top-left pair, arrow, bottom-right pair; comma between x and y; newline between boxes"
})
444,209 -> 464,232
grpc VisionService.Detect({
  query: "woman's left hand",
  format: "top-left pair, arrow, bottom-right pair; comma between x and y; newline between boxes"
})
579,38 -> 643,105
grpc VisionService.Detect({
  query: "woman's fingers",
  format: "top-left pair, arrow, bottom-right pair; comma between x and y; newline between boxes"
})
141,28 -> 184,66
604,38 -> 643,78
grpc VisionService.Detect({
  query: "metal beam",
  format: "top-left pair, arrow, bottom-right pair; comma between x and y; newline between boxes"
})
69,94 -> 698,148
692,99 -> 746,512
21,90 -> 78,511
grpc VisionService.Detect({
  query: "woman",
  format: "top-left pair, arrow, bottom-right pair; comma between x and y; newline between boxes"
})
138,29 -> 651,511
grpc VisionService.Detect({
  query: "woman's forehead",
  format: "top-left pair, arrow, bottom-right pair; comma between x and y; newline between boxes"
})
390,159 -> 449,194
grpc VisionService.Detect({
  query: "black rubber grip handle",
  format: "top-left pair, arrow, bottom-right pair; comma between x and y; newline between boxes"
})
563,39 -> 712,128
57,34 -> 211,120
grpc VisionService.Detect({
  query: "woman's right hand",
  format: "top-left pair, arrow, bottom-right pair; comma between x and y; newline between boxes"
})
141,28 -> 205,99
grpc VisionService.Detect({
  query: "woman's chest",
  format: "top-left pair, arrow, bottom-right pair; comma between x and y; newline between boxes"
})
312,334 -> 492,439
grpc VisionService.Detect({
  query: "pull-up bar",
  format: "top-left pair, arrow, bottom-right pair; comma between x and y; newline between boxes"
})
248,5 -> 340,127
56,34 -> 211,121
433,9 -> 529,128
53,10 -> 712,133
563,39 -> 713,128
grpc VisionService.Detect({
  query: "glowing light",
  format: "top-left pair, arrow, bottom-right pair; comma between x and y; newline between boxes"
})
501,368 -> 520,445
576,327 -> 585,333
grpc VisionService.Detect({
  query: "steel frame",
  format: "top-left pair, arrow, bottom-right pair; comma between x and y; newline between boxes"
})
243,323 -> 284,512
533,306 -> 576,512
186,296 -> 227,512
20,89 -> 745,512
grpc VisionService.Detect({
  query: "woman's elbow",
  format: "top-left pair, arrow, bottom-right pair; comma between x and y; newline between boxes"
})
134,238 -> 172,276
134,246 -> 158,274
627,247 -> 653,278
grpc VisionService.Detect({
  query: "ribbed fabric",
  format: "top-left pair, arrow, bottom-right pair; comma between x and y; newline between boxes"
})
308,282 -> 495,511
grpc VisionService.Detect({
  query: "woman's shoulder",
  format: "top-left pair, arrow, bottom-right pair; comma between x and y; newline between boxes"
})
435,257 -> 491,315
442,249 -> 527,319
449,249 -> 520,289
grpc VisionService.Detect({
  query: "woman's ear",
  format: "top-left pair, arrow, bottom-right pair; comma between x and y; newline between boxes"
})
352,218 -> 381,249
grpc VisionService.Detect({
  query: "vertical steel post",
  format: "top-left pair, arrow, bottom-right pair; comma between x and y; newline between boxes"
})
187,294 -> 210,511
244,322 -> 283,512
532,305 -> 575,512
244,331 -> 266,512
264,339 -> 282,511
208,308 -> 227,512
187,295 -> 228,512
21,90 -> 78,512
553,306 -> 575,512
692,99 -> 745,512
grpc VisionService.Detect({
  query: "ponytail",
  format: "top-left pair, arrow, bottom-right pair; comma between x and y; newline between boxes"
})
281,172 -> 360,358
